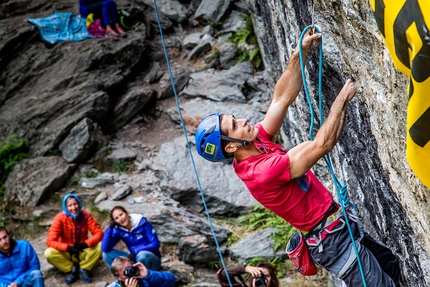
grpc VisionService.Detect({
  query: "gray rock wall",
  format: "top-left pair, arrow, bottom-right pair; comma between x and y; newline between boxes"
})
249,0 -> 430,286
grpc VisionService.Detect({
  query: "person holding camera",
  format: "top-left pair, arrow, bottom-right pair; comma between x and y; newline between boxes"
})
101,206 -> 162,270
44,194 -> 103,284
110,256 -> 175,287
217,262 -> 279,287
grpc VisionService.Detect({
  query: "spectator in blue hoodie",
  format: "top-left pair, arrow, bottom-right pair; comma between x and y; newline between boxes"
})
110,256 -> 175,287
0,227 -> 45,287
101,206 -> 162,270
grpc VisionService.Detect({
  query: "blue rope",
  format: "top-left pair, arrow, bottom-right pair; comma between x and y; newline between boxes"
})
298,25 -> 367,287
152,1 -> 234,286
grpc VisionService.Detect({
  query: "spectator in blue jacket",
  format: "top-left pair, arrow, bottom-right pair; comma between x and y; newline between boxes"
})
102,206 -> 162,270
110,256 -> 175,287
0,227 -> 45,287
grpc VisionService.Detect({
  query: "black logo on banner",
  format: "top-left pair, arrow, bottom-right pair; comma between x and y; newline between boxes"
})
409,107 -> 430,148
373,0 -> 430,147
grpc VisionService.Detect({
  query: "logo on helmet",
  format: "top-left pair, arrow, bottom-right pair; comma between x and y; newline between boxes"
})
205,116 -> 215,124
205,143 -> 216,155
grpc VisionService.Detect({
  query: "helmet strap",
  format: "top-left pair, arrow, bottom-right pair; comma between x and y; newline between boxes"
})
221,135 -> 251,147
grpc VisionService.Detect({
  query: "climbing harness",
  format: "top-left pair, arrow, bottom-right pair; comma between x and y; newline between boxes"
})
152,1 -> 234,286
298,25 -> 367,286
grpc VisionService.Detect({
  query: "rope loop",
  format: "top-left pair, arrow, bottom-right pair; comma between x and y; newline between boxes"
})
298,25 -> 367,287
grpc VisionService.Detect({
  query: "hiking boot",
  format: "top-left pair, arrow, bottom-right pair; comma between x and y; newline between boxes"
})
79,268 -> 92,284
64,270 -> 78,284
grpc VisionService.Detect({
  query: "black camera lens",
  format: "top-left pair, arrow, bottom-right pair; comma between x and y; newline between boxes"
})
123,266 -> 139,278
254,272 -> 268,287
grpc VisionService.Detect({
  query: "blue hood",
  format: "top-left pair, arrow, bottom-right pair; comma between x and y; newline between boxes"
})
62,193 -> 82,219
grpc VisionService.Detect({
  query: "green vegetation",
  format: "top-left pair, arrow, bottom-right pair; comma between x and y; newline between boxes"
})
238,204 -> 297,251
208,20 -> 223,34
228,14 -> 262,69
228,15 -> 257,45
89,205 -> 110,226
0,135 -> 29,197
208,260 -> 221,269
113,159 -> 131,173
67,170 -> 98,187
205,47 -> 220,64
82,170 -> 98,178
236,47 -> 261,68
46,149 -> 61,156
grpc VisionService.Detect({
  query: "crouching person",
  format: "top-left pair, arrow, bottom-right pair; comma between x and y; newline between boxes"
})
44,194 -> 103,284
0,227 -> 45,287
110,256 -> 175,287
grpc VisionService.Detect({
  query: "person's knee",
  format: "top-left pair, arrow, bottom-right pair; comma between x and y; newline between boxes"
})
93,246 -> 102,256
136,251 -> 152,260
29,270 -> 43,278
44,248 -> 55,260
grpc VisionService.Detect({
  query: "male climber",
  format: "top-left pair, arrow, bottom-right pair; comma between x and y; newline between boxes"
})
195,30 -> 400,286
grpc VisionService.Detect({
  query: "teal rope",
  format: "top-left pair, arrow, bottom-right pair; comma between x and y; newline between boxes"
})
298,25 -> 367,287
152,1 -> 234,286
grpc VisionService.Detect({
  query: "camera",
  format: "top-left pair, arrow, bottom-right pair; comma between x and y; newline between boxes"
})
254,272 -> 268,287
123,266 -> 140,278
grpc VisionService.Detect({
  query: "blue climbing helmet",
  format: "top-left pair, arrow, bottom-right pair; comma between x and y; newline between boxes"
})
195,113 -> 228,163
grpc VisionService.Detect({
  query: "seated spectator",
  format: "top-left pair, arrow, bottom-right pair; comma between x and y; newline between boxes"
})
217,262 -> 279,287
102,206 -> 162,270
110,256 -> 175,287
79,0 -> 126,38
0,227 -> 45,287
44,194 -> 103,285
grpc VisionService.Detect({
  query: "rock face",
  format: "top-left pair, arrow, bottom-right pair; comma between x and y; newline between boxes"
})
250,0 -> 429,286
4,156 -> 77,206
1,0 -> 430,286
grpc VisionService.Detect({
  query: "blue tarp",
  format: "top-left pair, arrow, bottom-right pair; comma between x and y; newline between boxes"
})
28,12 -> 94,44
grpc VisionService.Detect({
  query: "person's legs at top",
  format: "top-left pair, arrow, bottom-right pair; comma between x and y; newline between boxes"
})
103,0 -> 126,36
80,2 -> 103,20
21,270 -> 45,287
102,249 -> 129,269
308,219 -> 396,287
98,0 -> 125,37
136,250 -> 161,270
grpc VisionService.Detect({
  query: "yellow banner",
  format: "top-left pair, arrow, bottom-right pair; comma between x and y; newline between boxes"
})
370,0 -> 430,188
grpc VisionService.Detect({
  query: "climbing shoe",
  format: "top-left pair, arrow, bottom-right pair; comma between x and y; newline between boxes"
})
79,268 -> 92,284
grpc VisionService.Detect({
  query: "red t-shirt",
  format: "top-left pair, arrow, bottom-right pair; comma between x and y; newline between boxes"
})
233,123 -> 333,231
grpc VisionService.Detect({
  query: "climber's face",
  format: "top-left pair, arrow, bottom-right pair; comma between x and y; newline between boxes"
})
220,114 -> 259,153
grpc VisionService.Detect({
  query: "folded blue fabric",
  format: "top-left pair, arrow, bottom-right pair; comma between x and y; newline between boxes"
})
28,12 -> 94,44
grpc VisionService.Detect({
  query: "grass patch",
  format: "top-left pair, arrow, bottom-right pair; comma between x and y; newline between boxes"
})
113,159 -> 130,173
89,205 -> 110,227
67,170 -> 99,187
0,135 -> 28,198
238,204 -> 297,251
228,14 -> 262,69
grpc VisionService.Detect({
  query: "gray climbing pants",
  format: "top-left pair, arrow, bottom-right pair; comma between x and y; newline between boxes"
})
307,216 -> 397,287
